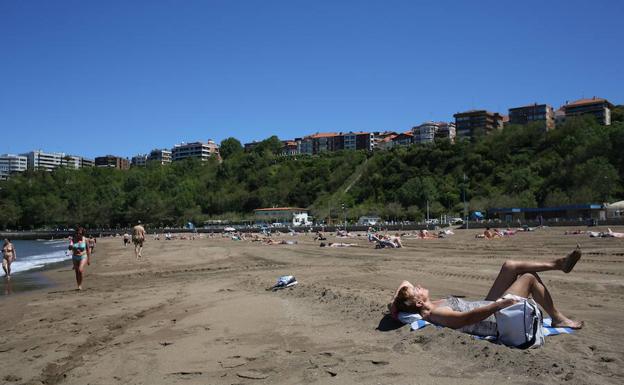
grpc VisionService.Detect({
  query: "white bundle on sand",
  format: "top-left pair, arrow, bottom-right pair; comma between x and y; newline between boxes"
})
268,275 -> 298,291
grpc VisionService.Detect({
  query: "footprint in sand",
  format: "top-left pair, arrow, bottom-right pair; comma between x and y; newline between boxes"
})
236,370 -> 271,380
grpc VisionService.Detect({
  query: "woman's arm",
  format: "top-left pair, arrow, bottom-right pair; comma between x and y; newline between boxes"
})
427,298 -> 516,329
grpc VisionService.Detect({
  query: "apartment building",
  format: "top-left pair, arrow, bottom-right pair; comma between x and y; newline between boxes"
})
80,158 -> 95,168
306,133 -> 339,153
172,140 -> 220,162
434,122 -> 456,142
0,154 -> 27,180
371,131 -> 398,150
281,140 -> 299,156
554,108 -> 566,126
562,97 -> 614,125
131,154 -> 148,167
453,110 -> 503,140
95,155 -> 130,170
244,141 -> 260,152
508,103 -> 555,131
298,137 -> 313,155
413,122 -> 437,144
21,150 -> 89,172
148,148 -> 172,164
391,132 -> 414,147
342,131 -> 374,151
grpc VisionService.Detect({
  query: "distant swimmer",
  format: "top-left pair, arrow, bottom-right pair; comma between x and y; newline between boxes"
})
69,228 -> 91,290
132,221 -> 146,259
2,239 -> 16,279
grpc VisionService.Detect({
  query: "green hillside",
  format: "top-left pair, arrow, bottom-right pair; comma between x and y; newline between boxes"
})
1,115 -> 622,229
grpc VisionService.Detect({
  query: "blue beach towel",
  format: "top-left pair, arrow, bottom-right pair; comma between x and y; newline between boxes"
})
397,312 -> 574,339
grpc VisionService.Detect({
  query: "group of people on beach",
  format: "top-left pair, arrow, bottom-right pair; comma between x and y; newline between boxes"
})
66,221 -> 145,290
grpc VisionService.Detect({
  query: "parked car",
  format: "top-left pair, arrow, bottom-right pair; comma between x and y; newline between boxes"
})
449,217 -> 464,225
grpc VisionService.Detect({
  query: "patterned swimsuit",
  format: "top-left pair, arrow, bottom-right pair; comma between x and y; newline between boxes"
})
439,296 -> 498,337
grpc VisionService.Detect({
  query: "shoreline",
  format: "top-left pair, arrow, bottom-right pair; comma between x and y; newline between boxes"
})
1,259 -> 72,297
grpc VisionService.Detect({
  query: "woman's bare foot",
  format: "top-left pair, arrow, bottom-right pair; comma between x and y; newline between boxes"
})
559,245 -> 582,273
552,316 -> 584,329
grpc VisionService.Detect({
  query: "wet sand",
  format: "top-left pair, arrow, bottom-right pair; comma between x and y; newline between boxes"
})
1,227 -> 623,385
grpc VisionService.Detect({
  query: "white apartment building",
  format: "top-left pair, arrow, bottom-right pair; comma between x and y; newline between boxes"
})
171,140 -> 220,162
148,148 -> 172,164
20,150 -> 92,172
413,122 -> 438,143
80,158 -> 95,168
0,154 -> 27,180
412,122 -> 457,144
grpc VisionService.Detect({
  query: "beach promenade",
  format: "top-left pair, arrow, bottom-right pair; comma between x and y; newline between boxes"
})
1,227 -> 623,385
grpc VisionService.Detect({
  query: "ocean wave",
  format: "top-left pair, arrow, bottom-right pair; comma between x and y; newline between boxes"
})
9,250 -> 71,274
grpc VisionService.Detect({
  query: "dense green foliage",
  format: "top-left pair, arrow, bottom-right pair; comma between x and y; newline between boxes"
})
1,117 -> 622,229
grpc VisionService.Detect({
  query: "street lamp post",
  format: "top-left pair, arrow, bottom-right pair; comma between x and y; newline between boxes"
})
463,173 -> 468,230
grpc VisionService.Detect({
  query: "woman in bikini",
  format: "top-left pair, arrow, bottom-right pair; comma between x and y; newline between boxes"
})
389,247 -> 584,336
69,227 -> 91,290
2,239 -> 17,279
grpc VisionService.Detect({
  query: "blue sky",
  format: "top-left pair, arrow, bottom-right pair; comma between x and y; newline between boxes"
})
1,0 -> 623,158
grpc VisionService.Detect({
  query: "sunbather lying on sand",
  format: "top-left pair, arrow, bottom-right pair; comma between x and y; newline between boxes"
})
604,228 -> 624,238
418,229 -> 438,239
264,239 -> 298,245
319,242 -> 358,247
389,247 -> 584,335
370,234 -> 402,248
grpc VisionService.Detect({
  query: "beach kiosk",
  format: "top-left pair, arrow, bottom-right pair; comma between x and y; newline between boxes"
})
254,207 -> 312,227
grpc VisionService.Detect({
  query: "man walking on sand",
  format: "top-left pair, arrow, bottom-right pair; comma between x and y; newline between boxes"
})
132,221 -> 146,260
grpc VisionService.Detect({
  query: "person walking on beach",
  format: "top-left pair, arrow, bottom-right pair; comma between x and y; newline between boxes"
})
390,246 -> 584,335
132,221 -> 146,259
2,239 -> 17,279
69,228 -> 91,290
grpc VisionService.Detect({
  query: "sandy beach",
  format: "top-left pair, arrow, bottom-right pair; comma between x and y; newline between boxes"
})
1,227 -> 623,385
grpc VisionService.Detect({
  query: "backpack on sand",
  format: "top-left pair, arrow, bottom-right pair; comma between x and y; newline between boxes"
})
495,298 -> 545,349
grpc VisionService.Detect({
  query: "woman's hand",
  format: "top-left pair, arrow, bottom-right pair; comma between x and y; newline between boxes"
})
495,297 -> 518,310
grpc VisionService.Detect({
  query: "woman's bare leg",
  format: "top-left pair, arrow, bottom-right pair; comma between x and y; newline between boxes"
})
74,259 -> 87,290
505,273 -> 583,329
485,247 -> 581,301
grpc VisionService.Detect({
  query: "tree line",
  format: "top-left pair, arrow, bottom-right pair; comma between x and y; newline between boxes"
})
1,114 -> 622,229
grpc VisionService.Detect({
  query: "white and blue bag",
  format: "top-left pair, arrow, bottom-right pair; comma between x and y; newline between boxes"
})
495,297 -> 545,349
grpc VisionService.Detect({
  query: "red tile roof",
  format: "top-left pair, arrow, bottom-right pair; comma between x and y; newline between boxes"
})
309,132 -> 339,138
565,97 -> 613,108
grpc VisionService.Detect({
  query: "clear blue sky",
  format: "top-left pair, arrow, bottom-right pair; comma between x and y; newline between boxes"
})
1,0 -> 623,159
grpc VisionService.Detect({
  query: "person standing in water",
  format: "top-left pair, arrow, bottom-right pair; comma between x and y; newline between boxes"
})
2,239 -> 17,279
132,221 -> 146,260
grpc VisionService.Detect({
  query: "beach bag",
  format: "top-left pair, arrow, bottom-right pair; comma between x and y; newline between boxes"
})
269,275 -> 298,291
495,298 -> 545,349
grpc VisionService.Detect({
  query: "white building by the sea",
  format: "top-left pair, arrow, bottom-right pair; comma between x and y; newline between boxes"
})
0,154 -> 27,180
20,150 -> 94,172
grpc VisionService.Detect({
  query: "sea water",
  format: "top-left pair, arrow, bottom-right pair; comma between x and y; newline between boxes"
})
4,239 -> 71,275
